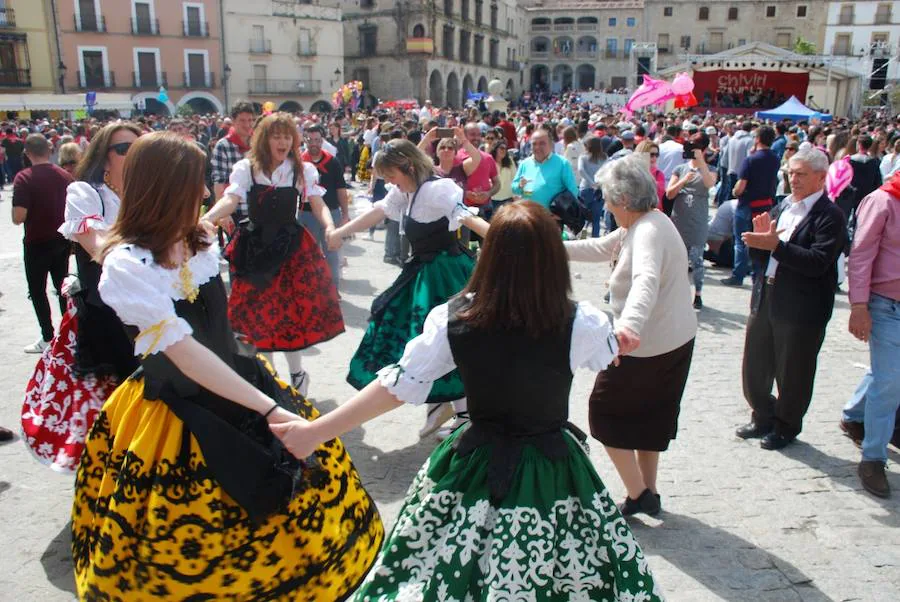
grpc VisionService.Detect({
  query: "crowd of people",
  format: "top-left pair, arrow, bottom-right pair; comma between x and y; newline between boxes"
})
1,94 -> 899,599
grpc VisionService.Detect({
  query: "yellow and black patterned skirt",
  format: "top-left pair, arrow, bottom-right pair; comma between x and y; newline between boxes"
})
71,376 -> 384,601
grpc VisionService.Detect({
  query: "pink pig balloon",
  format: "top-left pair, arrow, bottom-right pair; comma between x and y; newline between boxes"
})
826,156 -> 853,200
622,75 -> 675,118
671,72 -> 695,96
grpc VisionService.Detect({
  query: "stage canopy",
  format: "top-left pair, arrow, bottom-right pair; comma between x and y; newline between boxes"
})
659,42 -> 863,117
757,96 -> 833,122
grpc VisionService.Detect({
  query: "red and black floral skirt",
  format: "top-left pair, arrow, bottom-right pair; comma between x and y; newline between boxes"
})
227,227 -> 344,352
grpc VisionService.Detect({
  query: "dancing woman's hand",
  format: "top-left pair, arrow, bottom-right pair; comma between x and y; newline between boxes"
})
270,419 -> 320,459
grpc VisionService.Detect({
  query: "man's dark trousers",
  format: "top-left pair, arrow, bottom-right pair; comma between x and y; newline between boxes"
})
24,238 -> 69,341
742,281 -> 827,438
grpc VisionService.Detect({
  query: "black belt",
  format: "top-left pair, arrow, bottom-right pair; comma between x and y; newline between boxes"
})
452,420 -> 589,502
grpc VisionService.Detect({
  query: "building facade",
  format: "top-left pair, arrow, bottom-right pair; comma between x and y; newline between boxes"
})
223,0 -> 343,113
645,1 -> 827,71
56,0 -> 225,114
522,0 -> 643,93
0,0 -> 60,94
341,0 -> 525,109
824,1 -> 900,87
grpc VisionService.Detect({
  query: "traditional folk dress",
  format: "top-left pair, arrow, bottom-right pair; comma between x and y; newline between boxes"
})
223,158 -> 344,351
347,177 -> 474,404
21,182 -> 137,472
352,297 -> 664,601
71,242 -> 383,600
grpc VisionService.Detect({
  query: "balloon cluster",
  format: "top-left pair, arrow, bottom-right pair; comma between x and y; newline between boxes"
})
333,81 -> 365,111
621,72 -> 697,118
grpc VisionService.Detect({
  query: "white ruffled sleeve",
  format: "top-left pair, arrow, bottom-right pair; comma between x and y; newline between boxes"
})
99,245 -> 193,358
374,185 -> 406,222
376,303 -> 457,405
59,182 -> 106,239
570,301 -> 619,372
302,161 -> 327,198
432,179 -> 472,231
223,158 -> 252,200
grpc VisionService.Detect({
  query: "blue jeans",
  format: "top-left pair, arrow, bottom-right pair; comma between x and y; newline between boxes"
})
731,204 -> 752,281
687,245 -> 705,292
715,167 -> 734,206
299,208 -> 342,289
580,188 -> 604,237
842,293 -> 900,462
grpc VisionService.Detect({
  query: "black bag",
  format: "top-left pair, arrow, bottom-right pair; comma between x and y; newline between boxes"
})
549,189 -> 589,235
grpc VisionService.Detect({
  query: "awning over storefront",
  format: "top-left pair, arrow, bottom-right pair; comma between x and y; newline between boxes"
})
0,93 -> 135,111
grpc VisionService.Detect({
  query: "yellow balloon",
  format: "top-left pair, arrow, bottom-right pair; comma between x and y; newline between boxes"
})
263,101 -> 275,112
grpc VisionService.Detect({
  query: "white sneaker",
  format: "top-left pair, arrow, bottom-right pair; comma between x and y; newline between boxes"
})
24,338 -> 48,354
436,416 -> 470,441
290,370 -> 310,397
419,402 -> 455,438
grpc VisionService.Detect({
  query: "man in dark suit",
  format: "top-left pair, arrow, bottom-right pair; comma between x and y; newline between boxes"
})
735,148 -> 847,450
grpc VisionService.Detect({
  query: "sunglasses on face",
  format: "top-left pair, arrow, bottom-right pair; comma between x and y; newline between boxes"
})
109,142 -> 132,156
649,152 -> 659,157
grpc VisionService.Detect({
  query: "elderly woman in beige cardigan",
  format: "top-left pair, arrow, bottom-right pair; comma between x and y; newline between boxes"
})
566,154 -> 698,517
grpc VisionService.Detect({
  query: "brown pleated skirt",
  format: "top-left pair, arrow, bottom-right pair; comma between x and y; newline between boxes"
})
589,338 -> 695,451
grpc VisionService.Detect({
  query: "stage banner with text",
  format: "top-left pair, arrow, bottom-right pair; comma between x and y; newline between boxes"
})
692,70 -> 809,101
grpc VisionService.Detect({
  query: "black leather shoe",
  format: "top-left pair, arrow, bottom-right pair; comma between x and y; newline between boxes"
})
735,422 -> 773,439
720,276 -> 744,287
761,432 -> 795,450
618,489 -> 661,517
859,460 -> 891,498
840,420 -> 864,446
0,426 -> 13,442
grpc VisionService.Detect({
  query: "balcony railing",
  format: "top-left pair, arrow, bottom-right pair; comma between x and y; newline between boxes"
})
183,20 -> 209,37
250,39 -> 272,54
77,71 -> 116,89
530,50 -> 549,59
184,72 -> 215,88
658,45 -> 670,53
0,8 -> 16,28
531,23 -> 551,32
555,23 -> 575,31
247,79 -> 321,95
132,71 -> 167,89
131,17 -> 160,35
297,42 -> 317,57
577,22 -> 597,31
576,49 -> 598,58
0,68 -> 31,87
75,14 -> 106,32
407,37 -> 434,54
507,59 -> 520,70
605,48 -> 619,59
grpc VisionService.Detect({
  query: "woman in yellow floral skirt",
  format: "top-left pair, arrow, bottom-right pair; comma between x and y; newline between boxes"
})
71,132 -> 383,601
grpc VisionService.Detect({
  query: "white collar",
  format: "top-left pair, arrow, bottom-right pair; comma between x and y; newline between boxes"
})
786,190 -> 822,213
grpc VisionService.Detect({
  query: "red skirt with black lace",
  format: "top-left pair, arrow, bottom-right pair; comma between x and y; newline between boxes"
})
226,226 -> 344,351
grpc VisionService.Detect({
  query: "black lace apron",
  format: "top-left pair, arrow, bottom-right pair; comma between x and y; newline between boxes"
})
128,273 -> 316,523
370,178 -> 469,320
227,167 -> 303,287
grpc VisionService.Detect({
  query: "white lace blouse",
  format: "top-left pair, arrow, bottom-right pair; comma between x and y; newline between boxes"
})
58,182 -> 120,239
377,300 -> 619,406
98,242 -> 221,358
375,177 -> 472,231
224,158 -> 326,201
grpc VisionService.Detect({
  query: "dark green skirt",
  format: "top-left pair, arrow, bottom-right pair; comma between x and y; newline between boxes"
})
351,426 -> 664,601
347,251 -> 474,403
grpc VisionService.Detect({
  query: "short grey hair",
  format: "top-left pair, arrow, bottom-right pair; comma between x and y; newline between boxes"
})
596,155 -> 658,213
789,147 -> 829,173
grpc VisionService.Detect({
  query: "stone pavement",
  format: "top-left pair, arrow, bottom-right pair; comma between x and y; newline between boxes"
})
0,183 -> 897,601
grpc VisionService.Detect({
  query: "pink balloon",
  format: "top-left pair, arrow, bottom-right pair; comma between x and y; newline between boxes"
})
671,72 -> 694,96
622,75 -> 675,118
826,156 -> 853,200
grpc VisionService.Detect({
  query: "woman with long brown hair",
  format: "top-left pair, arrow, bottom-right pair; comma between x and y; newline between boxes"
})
202,113 -> 343,396
71,132 -> 383,600
273,201 -> 662,601
21,121 -> 142,472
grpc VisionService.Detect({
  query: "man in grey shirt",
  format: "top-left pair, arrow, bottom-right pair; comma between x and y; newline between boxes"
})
725,121 -> 754,200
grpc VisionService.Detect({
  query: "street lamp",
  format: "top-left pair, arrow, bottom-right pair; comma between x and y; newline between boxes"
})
58,62 -> 68,94
331,67 -> 342,88
223,64 -> 232,111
